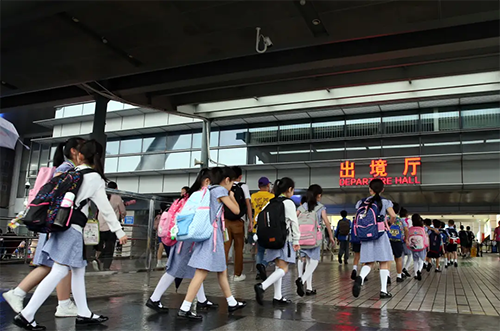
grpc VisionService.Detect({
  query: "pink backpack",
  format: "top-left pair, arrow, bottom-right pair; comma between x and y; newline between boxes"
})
298,204 -> 323,248
407,226 -> 429,252
27,167 -> 56,205
158,196 -> 188,246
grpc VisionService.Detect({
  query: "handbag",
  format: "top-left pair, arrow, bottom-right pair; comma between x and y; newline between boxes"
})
84,219 -> 100,246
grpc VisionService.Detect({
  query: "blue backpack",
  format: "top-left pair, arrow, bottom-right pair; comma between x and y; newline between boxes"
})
354,198 -> 387,241
429,231 -> 442,253
439,229 -> 449,244
388,217 -> 404,241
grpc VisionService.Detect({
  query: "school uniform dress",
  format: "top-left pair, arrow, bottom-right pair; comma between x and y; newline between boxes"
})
32,161 -> 75,268
402,217 -> 413,256
188,185 -> 228,272
357,198 -> 394,264
297,202 -> 325,261
166,241 -> 196,279
41,165 -> 125,268
264,199 -> 300,264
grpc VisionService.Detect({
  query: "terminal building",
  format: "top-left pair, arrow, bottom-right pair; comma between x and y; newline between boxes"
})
2,72 -> 499,238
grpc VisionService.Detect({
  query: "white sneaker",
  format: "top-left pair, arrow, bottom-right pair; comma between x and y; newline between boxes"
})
234,274 -> 247,282
55,300 -> 78,317
91,260 -> 100,271
2,289 -> 24,313
156,261 -> 164,268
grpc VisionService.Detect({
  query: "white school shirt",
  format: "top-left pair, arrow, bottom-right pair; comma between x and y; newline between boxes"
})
72,165 -> 126,239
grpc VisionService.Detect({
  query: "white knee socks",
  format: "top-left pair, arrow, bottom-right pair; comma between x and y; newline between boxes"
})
196,283 -> 207,303
22,263 -> 69,322
301,259 -> 319,285
380,269 -> 390,294
71,266 -> 92,318
404,255 -> 412,270
150,272 -> 175,302
418,260 -> 424,272
359,265 -> 371,285
261,267 -> 285,291
273,273 -> 283,300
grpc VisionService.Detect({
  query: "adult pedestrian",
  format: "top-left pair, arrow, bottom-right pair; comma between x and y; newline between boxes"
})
224,166 -> 252,282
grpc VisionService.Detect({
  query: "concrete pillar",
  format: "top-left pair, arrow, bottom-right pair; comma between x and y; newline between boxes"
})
90,95 -> 109,160
200,119 -> 211,168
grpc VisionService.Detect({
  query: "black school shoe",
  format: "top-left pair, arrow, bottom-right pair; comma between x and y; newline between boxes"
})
295,278 -> 305,297
13,314 -> 46,331
352,276 -> 362,298
396,277 -> 404,283
228,301 -> 247,313
426,263 -> 432,272
177,310 -> 202,320
273,298 -> 292,305
254,283 -> 265,306
435,268 -> 442,273
197,300 -> 219,310
416,271 -> 422,281
351,269 -> 357,280
402,268 -> 411,278
146,298 -> 169,313
380,292 -> 393,299
306,289 -> 317,296
76,314 -> 109,326
454,261 -> 458,268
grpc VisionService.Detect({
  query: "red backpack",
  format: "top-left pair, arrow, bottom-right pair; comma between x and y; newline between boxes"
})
158,196 -> 188,246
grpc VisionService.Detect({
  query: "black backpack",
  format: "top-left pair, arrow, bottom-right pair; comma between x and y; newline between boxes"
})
224,183 -> 247,220
23,169 -> 95,233
429,231 -> 442,253
256,196 -> 288,249
337,219 -> 351,236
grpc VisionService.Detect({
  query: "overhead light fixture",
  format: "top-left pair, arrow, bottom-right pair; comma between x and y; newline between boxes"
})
312,19 -> 321,25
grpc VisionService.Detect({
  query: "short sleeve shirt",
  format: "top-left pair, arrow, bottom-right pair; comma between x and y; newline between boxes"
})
54,161 -> 74,174
355,197 -> 393,216
210,185 -> 229,225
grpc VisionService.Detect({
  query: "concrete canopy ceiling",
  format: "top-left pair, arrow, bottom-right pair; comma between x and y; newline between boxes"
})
1,1 -> 499,113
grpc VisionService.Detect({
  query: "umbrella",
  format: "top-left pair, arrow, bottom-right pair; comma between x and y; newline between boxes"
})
174,277 -> 183,292
0,117 -> 20,150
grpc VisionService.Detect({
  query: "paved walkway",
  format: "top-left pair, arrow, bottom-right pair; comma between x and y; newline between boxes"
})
1,254 -> 499,330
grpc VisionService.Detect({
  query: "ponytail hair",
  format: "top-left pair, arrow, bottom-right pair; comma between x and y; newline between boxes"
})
273,177 -> 295,196
306,184 -> 323,212
209,167 -> 237,185
187,168 -> 210,196
77,139 -> 107,181
53,137 -> 84,167
366,178 -> 384,210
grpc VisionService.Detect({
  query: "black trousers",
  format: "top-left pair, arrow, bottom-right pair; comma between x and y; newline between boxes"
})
97,231 -> 116,270
338,240 -> 350,261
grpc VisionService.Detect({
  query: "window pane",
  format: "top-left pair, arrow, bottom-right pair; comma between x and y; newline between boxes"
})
191,150 -> 219,167
218,148 -> 247,166
383,114 -> 419,134
346,139 -> 382,159
62,104 -> 83,117
106,140 -> 120,155
40,145 -> 50,167
421,134 -> 460,155
278,144 -> 310,162
29,143 -> 40,176
120,138 -> 142,154
312,121 -> 344,140
105,157 -> 118,173
312,142 -> 345,160
118,156 -> 141,172
164,152 -> 191,169
50,146 -> 57,160
248,146 -> 278,164
193,131 -> 220,148
166,133 -> 192,150
462,106 -> 500,129
143,136 -> 167,152
279,124 -> 311,142
345,117 -> 380,137
249,126 -> 278,144
421,110 -> 459,132
382,137 -> 420,157
219,129 -> 247,146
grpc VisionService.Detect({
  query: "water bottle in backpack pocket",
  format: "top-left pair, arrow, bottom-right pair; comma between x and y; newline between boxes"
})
158,196 -> 188,246
354,198 -> 387,241
407,226 -> 429,252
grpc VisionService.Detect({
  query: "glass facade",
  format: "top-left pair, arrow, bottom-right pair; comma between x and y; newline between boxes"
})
23,102 -> 500,180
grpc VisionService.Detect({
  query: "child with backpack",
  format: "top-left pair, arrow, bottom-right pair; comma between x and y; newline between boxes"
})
427,219 -> 445,272
406,214 -> 429,281
387,203 -> 408,283
352,179 -> 398,299
400,208 -> 413,278
350,216 -> 362,280
254,177 -> 300,305
177,167 -> 246,320
3,138 -> 84,321
14,140 -> 128,331
147,169 -> 217,314
446,220 -> 459,268
439,221 -> 449,267
296,185 -> 334,296
335,210 -> 351,264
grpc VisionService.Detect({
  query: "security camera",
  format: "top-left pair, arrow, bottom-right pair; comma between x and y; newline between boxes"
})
256,27 -> 273,54
25,181 -> 31,190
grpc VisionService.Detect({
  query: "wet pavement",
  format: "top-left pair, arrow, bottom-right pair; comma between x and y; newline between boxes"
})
1,254 -> 499,330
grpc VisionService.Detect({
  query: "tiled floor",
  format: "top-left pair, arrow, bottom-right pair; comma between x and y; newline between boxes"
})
1,254 -> 499,330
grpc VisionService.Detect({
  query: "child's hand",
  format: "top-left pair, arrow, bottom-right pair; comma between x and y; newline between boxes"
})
293,244 -> 300,252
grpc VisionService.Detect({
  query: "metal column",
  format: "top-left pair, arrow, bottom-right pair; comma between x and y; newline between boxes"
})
200,119 -> 211,168
91,95 -> 109,157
